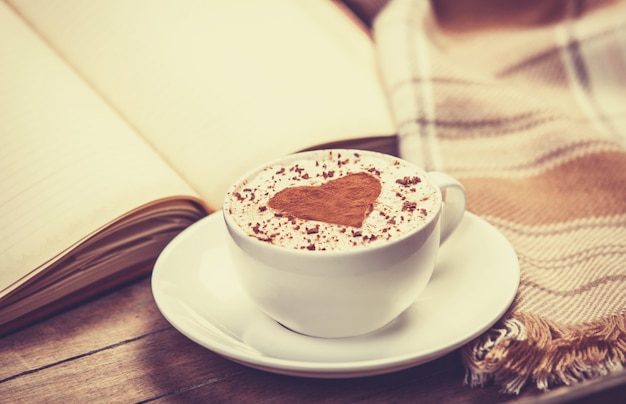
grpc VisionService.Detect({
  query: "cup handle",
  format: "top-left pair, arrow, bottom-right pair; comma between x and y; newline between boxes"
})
426,172 -> 467,243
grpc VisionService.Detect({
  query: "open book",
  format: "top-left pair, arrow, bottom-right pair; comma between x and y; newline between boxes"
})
0,0 -> 396,334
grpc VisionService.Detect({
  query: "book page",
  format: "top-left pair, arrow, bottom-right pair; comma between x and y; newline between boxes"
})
0,2 -> 203,298
9,0 -> 395,209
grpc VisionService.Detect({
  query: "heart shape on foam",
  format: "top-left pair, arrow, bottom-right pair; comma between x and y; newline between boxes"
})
268,173 -> 382,228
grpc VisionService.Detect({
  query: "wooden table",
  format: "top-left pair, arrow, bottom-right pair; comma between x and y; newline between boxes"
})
1,275 -> 624,403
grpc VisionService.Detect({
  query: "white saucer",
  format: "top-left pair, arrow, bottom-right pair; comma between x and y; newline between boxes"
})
152,212 -> 519,378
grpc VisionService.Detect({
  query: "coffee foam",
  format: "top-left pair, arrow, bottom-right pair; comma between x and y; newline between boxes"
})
225,150 -> 441,251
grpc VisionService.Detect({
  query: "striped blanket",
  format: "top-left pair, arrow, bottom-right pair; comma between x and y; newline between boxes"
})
370,0 -> 626,395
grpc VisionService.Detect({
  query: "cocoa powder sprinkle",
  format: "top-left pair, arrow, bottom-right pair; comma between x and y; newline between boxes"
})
268,172 -> 382,228
402,201 -> 417,212
396,176 -> 421,186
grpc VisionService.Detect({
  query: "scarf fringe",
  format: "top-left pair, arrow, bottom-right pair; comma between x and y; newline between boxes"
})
461,312 -> 626,395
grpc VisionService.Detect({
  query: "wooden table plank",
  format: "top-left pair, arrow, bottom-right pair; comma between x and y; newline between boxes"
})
1,276 -> 624,403
1,328 -> 242,402
0,275 -> 168,381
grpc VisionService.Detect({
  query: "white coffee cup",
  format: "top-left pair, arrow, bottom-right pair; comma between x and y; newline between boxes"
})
223,149 -> 466,338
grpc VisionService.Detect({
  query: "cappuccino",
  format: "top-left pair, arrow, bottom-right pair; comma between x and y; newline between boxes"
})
224,150 -> 440,251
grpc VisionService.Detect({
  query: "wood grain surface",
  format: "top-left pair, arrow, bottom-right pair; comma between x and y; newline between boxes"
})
1,275 -> 624,403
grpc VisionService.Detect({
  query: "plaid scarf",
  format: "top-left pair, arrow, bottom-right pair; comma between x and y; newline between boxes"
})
372,0 -> 626,395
